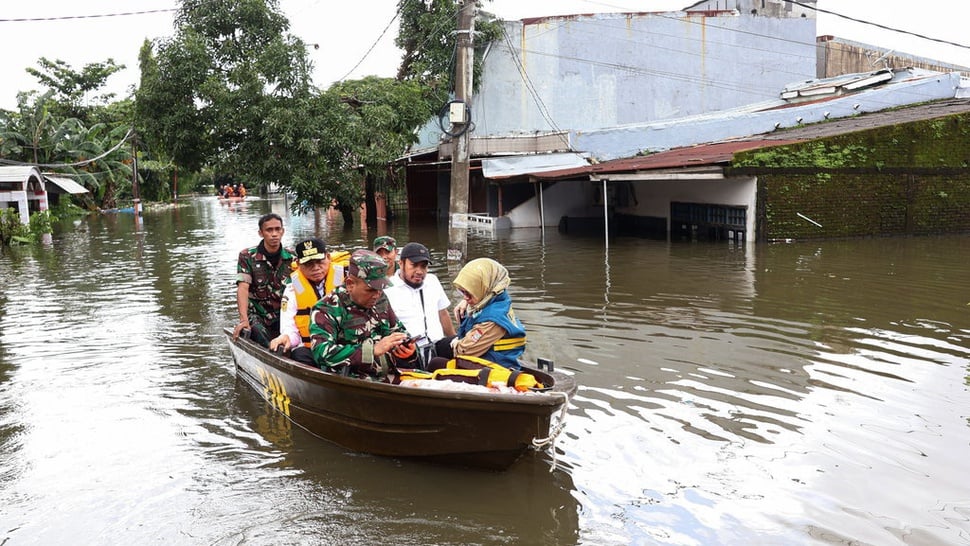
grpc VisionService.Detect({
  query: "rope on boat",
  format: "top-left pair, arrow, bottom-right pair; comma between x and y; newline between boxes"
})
531,392 -> 570,472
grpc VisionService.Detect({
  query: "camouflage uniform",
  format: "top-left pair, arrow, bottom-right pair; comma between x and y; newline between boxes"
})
309,250 -> 407,379
236,242 -> 296,346
373,235 -> 396,253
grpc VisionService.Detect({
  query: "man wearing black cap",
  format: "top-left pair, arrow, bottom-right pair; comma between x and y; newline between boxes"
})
269,237 -> 331,365
384,242 -> 457,363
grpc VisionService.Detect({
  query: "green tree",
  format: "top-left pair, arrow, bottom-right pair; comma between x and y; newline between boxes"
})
25,57 -> 125,123
136,0 -> 313,183
1,91 -> 60,164
395,0 -> 503,104
0,90 -> 133,209
287,77 -> 430,224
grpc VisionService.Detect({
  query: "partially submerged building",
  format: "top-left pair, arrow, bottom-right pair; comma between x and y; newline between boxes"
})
400,0 -> 970,242
0,166 -> 89,224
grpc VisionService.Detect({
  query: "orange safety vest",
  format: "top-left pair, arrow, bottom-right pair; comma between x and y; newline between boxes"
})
289,250 -> 352,346
290,269 -> 322,347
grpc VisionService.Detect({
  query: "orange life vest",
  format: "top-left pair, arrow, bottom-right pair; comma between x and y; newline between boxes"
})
291,269 -> 322,347
324,250 -> 351,296
288,250 -> 352,346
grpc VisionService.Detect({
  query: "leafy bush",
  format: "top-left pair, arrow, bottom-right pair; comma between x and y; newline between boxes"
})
0,208 -> 31,246
0,208 -> 59,246
29,210 -> 56,238
50,199 -> 89,219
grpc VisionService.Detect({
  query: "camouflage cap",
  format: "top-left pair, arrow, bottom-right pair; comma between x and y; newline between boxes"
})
372,235 -> 396,253
348,249 -> 390,289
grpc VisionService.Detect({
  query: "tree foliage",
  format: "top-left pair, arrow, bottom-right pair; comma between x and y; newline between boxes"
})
134,0 -> 444,225
0,89 -> 134,209
287,77 -> 430,223
25,57 -> 125,123
395,0 -> 503,105
136,0 -> 313,179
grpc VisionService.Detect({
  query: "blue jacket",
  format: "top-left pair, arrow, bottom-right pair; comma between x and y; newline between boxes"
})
458,291 -> 526,369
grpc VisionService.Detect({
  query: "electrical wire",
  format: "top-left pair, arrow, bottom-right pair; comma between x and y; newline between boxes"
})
785,0 -> 970,51
0,8 -> 175,23
0,127 -> 135,168
500,27 -> 572,151
396,1 -> 463,90
437,100 -> 471,137
337,8 -> 402,82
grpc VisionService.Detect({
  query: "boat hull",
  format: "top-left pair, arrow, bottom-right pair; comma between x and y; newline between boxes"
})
224,328 -> 575,469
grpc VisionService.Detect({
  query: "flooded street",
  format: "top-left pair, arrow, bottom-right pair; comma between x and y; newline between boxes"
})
2,195 -> 969,545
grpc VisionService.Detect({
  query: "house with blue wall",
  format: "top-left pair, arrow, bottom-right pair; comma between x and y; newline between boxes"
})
401,0 -> 970,242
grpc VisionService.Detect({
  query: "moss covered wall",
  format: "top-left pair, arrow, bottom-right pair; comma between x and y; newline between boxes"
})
732,112 -> 970,241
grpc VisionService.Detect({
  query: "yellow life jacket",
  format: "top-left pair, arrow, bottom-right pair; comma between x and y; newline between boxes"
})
399,355 -> 543,392
291,269 -> 321,347
289,250 -> 352,346
325,250 -> 351,296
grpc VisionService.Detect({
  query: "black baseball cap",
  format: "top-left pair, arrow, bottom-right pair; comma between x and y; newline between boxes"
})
399,242 -> 432,264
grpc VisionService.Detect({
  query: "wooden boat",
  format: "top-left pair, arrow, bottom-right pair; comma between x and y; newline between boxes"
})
224,328 -> 576,470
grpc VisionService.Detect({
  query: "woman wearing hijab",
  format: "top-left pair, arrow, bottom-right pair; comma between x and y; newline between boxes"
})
447,258 -> 527,369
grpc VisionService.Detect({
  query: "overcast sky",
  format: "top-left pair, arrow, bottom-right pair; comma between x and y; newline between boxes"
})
0,0 -> 967,111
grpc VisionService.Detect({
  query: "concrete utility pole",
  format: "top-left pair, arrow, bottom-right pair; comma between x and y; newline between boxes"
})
131,134 -> 141,216
447,0 -> 475,262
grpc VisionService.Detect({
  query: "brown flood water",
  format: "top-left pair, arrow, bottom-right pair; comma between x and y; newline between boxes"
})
1,195 -> 968,545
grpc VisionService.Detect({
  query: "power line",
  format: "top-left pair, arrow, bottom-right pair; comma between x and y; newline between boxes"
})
337,8 -> 402,82
785,0 -> 970,51
0,128 -> 135,168
0,8 -> 176,23
500,28 -> 572,150
520,15 -> 819,83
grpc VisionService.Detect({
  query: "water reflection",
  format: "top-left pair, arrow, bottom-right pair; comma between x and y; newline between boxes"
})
1,196 -> 969,544
230,378 -> 581,545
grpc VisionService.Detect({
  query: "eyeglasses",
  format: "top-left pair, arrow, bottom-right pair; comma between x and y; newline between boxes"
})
456,288 -> 473,299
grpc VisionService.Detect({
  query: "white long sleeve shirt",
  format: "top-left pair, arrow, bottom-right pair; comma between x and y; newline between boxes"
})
278,277 -> 326,348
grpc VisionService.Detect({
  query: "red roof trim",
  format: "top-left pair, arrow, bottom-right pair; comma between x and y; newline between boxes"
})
532,139 -> 805,180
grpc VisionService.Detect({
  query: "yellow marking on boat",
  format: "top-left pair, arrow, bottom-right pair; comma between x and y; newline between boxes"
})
256,368 -> 291,416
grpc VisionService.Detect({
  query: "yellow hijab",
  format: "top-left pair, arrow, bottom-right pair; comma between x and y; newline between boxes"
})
453,258 -> 510,314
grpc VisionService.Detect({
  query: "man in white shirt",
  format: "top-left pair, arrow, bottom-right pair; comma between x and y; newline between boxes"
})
383,242 -> 457,362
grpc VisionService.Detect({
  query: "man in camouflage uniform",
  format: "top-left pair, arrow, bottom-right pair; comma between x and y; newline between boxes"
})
234,213 -> 296,347
309,250 -> 414,380
373,235 -> 398,278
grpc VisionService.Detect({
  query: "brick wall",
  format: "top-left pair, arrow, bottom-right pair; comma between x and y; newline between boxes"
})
734,113 -> 970,241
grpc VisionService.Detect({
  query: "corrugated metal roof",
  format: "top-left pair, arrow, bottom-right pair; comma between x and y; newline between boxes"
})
533,98 -> 970,180
44,176 -> 89,194
532,139 -> 804,180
